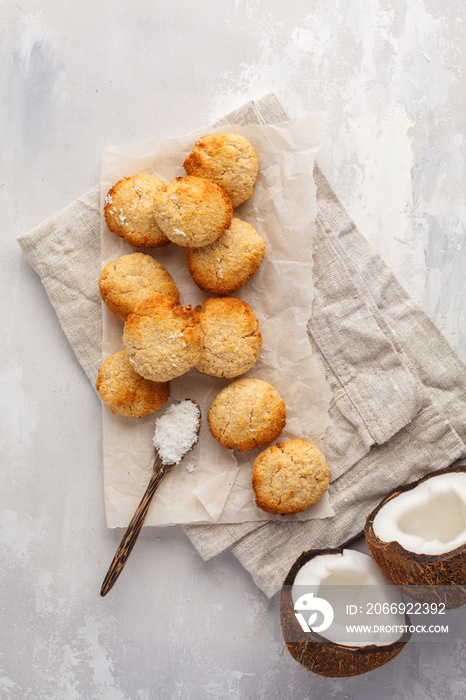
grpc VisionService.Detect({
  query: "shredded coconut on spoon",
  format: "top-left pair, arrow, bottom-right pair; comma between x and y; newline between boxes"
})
153,399 -> 201,465
100,399 -> 201,596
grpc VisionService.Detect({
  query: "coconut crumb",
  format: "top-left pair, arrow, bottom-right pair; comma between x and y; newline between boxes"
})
128,356 -> 140,370
153,399 -> 200,465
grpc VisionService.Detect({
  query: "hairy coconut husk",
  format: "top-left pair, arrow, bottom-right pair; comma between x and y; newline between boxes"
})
365,466 -> 466,609
280,548 -> 411,678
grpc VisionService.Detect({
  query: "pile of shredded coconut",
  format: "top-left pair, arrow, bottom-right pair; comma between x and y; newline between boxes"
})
153,400 -> 201,465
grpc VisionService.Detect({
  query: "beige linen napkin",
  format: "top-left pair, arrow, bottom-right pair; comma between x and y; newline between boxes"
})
18,94 -> 466,597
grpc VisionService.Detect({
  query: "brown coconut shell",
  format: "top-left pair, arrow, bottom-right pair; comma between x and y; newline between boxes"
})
365,465 -> 466,609
280,547 -> 411,678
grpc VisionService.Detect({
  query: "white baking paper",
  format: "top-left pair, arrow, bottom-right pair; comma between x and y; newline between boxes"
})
100,116 -> 333,527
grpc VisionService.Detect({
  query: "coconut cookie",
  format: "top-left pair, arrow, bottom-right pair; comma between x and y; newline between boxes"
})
104,173 -> 169,248
187,217 -> 266,295
208,378 -> 286,451
96,350 -> 170,418
123,295 -> 203,382
153,176 -> 232,247
99,253 -> 179,320
252,439 -> 330,515
196,297 -> 262,378
183,132 -> 259,207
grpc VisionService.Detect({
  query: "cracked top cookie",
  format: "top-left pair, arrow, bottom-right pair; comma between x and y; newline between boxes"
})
123,295 -> 203,382
196,296 -> 262,378
152,176 -> 232,248
183,132 -> 259,207
96,350 -> 170,418
186,217 -> 266,295
99,253 -> 179,320
104,173 -> 169,248
208,378 -> 286,451
252,439 -> 330,515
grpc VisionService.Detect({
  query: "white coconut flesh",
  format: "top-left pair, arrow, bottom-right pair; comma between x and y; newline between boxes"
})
291,549 -> 405,647
372,473 -> 466,556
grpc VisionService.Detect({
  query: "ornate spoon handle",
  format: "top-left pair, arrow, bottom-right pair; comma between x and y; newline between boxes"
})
100,452 -> 171,597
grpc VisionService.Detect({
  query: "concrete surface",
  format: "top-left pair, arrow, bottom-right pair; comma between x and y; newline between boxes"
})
2,1 -> 465,698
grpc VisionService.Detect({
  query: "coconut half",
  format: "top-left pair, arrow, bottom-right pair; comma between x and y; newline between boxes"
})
280,548 -> 410,678
365,466 -> 466,609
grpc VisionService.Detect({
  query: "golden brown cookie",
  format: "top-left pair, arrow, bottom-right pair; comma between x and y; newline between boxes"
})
152,176 -> 232,248
252,439 -> 330,515
96,350 -> 170,418
196,297 -> 262,378
99,253 -> 179,320
183,132 -> 259,207
104,173 -> 169,248
123,295 -> 203,382
208,378 -> 286,451
186,217 -> 266,295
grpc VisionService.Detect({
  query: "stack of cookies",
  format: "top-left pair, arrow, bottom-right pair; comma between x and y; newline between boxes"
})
97,131 -> 329,516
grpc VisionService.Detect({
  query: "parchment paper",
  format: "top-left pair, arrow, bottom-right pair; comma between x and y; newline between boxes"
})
100,116 -> 334,527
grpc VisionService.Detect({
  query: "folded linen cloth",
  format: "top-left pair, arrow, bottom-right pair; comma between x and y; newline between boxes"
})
18,93 -> 466,597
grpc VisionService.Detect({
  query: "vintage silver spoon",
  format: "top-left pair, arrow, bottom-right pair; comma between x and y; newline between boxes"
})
100,399 -> 201,596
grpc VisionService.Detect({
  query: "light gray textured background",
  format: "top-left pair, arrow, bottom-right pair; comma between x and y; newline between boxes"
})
2,1 -> 465,698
